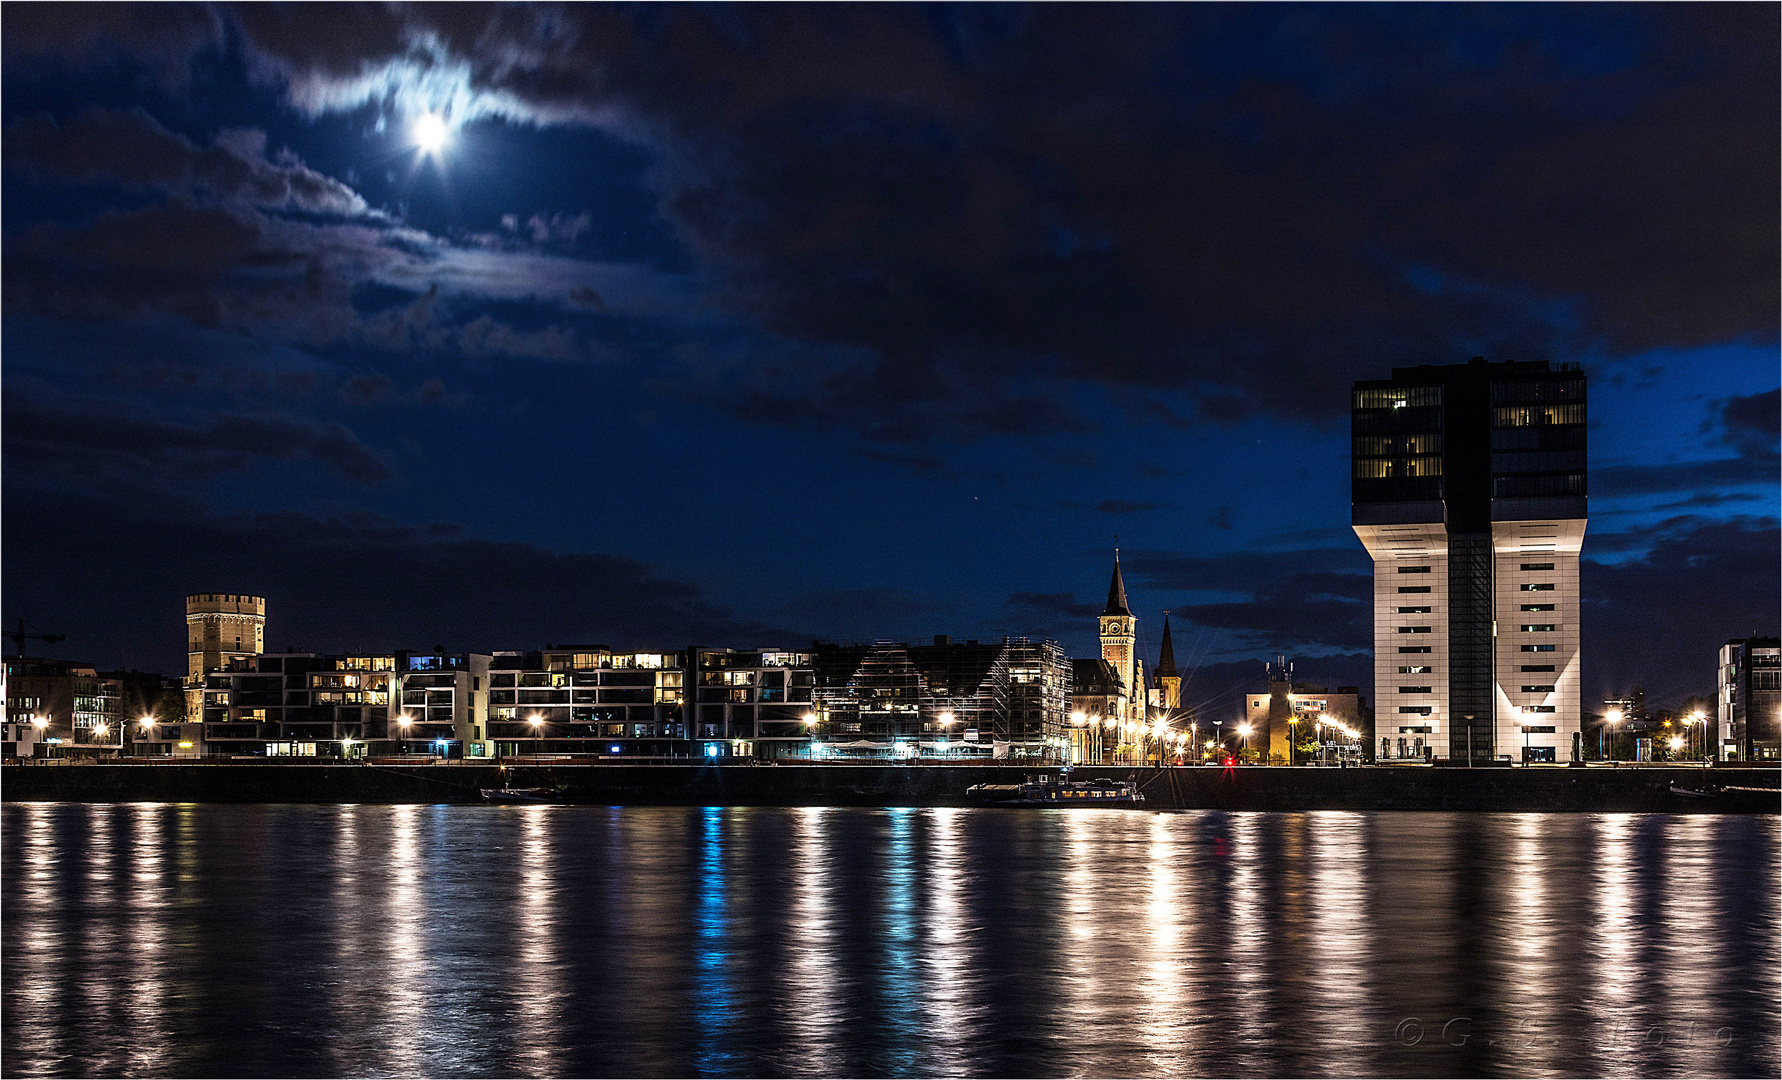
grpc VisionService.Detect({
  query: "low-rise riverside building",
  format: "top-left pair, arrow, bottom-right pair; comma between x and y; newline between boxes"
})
1721,636 -> 1781,761
195,650 -> 490,758
3,657 -> 124,758
810,636 -> 1071,761
488,646 -> 689,759
1244,658 -> 1368,764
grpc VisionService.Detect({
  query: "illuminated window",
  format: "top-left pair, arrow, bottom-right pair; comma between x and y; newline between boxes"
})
1520,583 -> 1556,592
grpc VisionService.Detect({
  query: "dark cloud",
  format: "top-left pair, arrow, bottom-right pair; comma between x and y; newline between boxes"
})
1715,387 -> 1780,455
196,4 -> 1772,439
0,493 -> 794,672
1594,451 -> 1779,498
7,108 -> 369,215
1584,516 -> 1780,706
1207,506 -> 1233,530
5,390 -> 394,489
1007,591 -> 1102,620
8,6 -> 1775,442
774,587 -> 942,635
0,3 -> 224,87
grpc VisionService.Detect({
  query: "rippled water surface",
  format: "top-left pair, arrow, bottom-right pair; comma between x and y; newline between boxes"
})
3,805 -> 1776,1078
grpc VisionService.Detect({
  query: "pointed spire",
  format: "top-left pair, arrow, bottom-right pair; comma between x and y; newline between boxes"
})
1103,549 -> 1131,617
1158,611 -> 1176,678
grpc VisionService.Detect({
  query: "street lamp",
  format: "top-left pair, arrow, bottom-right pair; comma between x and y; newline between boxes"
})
1288,717 -> 1298,767
1604,708 -> 1623,762
397,712 -> 413,754
1237,722 -> 1252,763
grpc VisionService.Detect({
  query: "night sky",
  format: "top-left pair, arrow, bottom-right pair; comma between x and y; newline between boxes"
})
4,4 -> 1776,716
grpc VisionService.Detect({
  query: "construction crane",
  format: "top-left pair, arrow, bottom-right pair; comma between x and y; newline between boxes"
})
6,619 -> 65,657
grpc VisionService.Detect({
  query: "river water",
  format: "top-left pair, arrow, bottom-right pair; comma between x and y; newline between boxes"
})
2,804 -> 1776,1078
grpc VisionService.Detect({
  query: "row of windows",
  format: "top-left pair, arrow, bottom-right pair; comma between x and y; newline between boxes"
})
1399,665 -> 1433,673
1493,404 -> 1584,427
1521,604 -> 1555,611
1521,685 -> 1556,692
1493,450 -> 1587,474
1397,626 -> 1433,634
1399,586 -> 1431,593
1521,645 -> 1557,653
1353,457 -> 1442,478
1520,624 -> 1557,632
1490,379 -> 1585,404
1399,606 -> 1432,613
1521,583 -> 1555,591
1399,686 -> 1432,694
1354,434 -> 1442,456
1491,424 -> 1586,451
1354,387 -> 1442,409
1494,473 -> 1586,497
1398,566 -> 1431,574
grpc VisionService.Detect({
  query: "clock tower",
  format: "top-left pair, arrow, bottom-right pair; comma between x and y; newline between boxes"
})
1100,552 -> 1137,709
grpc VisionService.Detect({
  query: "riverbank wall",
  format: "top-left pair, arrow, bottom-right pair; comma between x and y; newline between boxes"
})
3,762 -> 1776,812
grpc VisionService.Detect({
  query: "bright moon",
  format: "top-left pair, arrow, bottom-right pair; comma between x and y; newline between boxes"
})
413,113 -> 450,154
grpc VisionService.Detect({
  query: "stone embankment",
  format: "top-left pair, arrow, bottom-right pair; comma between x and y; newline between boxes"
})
4,761 -> 1777,812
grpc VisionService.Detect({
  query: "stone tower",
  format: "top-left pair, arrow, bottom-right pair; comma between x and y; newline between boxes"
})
184,593 -> 265,720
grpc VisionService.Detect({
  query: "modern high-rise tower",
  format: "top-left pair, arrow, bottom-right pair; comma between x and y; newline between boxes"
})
1351,358 -> 1586,763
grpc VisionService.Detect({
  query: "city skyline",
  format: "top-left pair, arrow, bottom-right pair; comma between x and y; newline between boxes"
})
3,5 -> 1777,712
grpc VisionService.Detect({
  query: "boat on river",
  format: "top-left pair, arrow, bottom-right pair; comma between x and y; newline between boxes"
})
965,772 -> 1145,806
480,786 -> 554,804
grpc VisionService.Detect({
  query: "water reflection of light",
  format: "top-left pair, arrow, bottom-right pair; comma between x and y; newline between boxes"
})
383,804 -> 425,1071
1590,814 -> 1639,1076
515,805 -> 566,1076
784,807 -> 840,1074
11,803 -> 65,1070
1136,812 -> 1190,1076
880,808 -> 920,1073
1227,814 -> 1268,1068
919,807 -> 972,1074
76,806 -> 119,1063
692,807 -> 741,1075
1305,812 -> 1371,1075
122,805 -> 171,1077
1053,811 -> 1106,1070
1496,813 -> 1562,1078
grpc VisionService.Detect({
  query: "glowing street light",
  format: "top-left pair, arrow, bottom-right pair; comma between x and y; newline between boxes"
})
802,712 -> 818,726
1604,708 -> 1623,762
1071,711 -> 1087,726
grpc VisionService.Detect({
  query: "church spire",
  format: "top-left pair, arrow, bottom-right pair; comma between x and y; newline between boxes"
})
1158,611 -> 1176,678
1103,549 -> 1131,616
